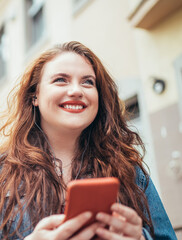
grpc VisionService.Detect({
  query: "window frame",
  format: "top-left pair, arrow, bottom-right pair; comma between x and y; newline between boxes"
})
117,77 -> 160,192
24,0 -> 46,51
0,24 -> 7,82
174,54 -> 182,121
28,0 -> 45,17
72,0 -> 92,15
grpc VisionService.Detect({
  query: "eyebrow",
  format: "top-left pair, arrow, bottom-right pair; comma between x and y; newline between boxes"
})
82,75 -> 96,80
51,73 -> 70,79
51,73 -> 96,80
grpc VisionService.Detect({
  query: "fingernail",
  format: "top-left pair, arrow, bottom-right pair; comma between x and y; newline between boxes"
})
96,213 -> 103,220
111,203 -> 120,211
58,214 -> 65,221
84,212 -> 92,219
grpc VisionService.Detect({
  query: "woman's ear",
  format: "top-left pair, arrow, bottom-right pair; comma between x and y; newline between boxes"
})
32,96 -> 38,106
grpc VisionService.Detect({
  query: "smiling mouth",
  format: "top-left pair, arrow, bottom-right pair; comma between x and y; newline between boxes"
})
60,103 -> 87,113
63,105 -> 84,110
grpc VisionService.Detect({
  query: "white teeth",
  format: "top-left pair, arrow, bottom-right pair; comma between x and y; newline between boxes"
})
63,105 -> 84,109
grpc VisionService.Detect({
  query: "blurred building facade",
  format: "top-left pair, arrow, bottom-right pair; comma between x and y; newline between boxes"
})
0,0 -> 182,237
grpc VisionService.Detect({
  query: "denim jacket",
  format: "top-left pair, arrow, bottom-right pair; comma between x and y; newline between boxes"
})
0,167 -> 177,239
136,168 -> 177,240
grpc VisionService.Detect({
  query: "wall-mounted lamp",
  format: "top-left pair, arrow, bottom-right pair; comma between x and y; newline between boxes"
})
152,78 -> 166,94
167,151 -> 182,180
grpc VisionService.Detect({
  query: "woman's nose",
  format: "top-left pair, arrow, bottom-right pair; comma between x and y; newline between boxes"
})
67,83 -> 83,98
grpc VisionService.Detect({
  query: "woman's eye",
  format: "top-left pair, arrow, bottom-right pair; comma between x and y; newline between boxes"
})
84,79 -> 94,86
54,78 -> 66,83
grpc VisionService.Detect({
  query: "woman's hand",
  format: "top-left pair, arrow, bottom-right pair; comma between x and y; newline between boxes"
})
95,203 -> 145,240
25,212 -> 103,240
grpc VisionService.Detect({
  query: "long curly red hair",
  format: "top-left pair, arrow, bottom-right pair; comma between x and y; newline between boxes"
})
0,41 -> 153,238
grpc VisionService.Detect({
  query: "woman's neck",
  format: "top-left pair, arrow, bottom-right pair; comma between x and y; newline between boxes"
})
42,126 -> 80,166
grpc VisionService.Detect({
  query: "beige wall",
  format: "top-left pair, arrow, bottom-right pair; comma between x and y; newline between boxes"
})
45,0 -> 72,45
150,103 -> 182,228
71,0 -> 140,80
134,7 -> 182,113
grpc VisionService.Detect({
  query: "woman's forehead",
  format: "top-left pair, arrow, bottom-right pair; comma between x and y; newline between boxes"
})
41,52 -> 95,79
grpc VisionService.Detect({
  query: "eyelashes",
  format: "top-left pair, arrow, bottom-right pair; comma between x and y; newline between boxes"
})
53,78 -> 95,86
54,78 -> 66,83
83,79 -> 95,86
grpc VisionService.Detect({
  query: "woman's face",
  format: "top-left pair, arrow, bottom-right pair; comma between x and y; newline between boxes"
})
34,52 -> 99,135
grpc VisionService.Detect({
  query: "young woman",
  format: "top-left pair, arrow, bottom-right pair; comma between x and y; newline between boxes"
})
0,41 -> 177,239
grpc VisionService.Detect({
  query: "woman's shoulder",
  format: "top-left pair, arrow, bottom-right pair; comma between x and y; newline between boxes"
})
135,165 -> 149,190
135,166 -> 177,239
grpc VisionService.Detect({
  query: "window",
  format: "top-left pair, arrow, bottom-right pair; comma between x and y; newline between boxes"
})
124,94 -> 143,140
174,54 -> 182,121
124,94 -> 141,137
25,0 -> 45,50
125,94 -> 144,154
125,94 -> 140,121
0,26 -> 6,79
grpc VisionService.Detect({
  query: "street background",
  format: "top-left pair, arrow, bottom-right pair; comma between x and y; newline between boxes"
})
0,0 -> 182,237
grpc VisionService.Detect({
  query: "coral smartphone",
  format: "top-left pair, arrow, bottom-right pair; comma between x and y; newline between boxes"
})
64,177 -> 119,226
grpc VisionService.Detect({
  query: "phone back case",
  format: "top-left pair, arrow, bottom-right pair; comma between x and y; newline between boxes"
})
64,177 -> 119,225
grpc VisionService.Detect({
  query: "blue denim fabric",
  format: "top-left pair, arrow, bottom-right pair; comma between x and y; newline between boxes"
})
136,167 -> 177,240
0,168 -> 177,239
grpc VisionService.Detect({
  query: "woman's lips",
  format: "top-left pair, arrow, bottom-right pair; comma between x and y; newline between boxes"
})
60,101 -> 87,113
